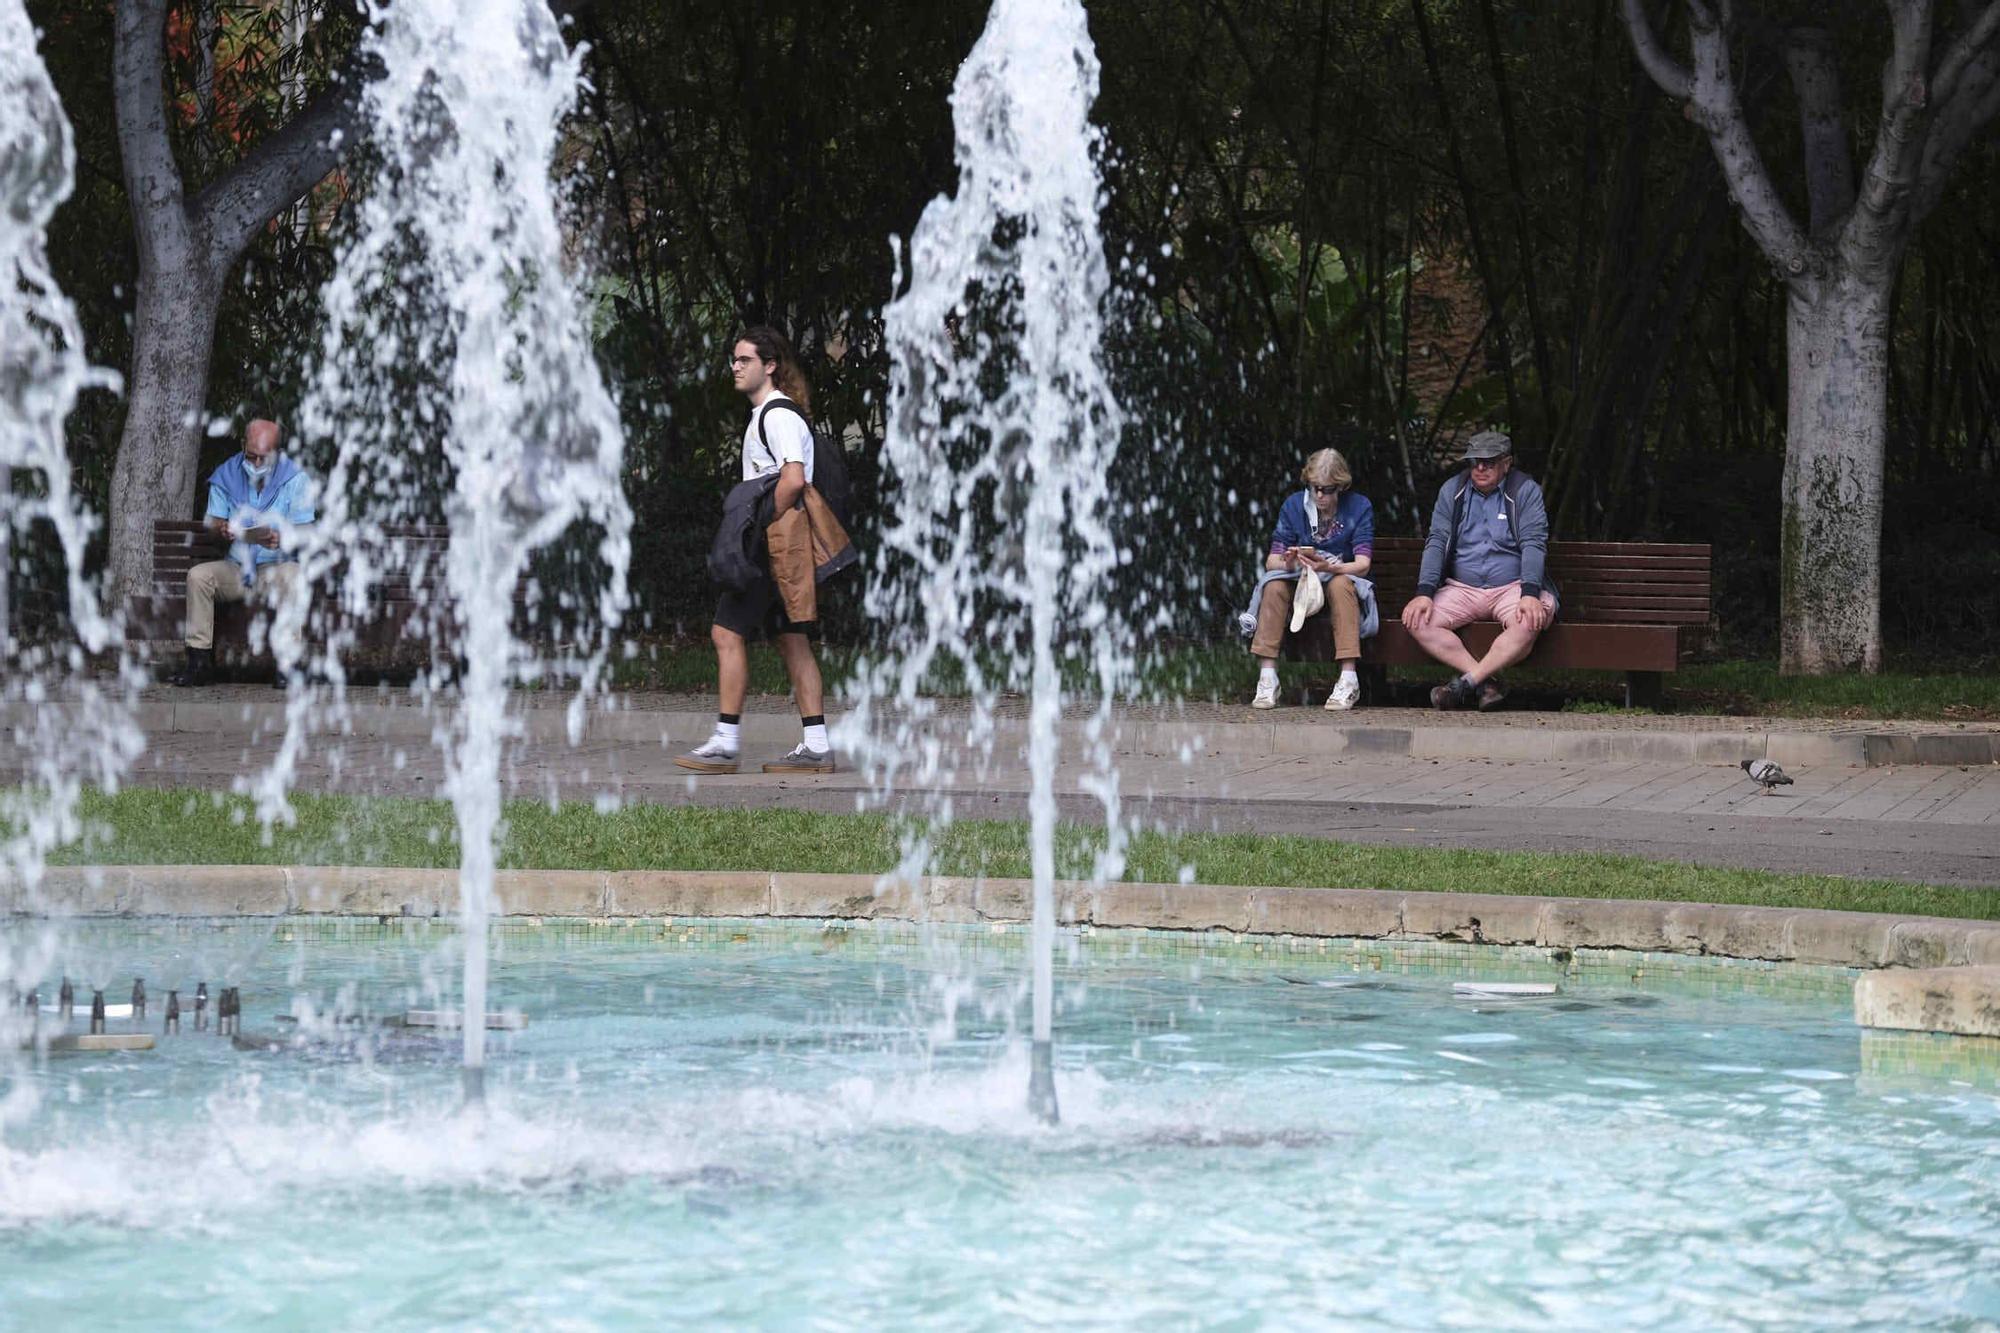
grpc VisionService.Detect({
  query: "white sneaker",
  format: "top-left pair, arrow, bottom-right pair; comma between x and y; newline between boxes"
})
1325,676 -> 1361,711
1252,676 -> 1280,710
673,736 -> 740,774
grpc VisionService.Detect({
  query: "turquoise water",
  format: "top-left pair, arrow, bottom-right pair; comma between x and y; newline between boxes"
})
4,922 -> 2000,1329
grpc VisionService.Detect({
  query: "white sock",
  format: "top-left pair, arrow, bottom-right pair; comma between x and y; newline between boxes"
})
712,720 -> 740,750
1258,666 -> 1278,689
1339,667 -> 1358,686
803,721 -> 829,752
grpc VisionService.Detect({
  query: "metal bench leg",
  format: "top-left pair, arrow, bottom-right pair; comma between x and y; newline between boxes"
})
1625,671 -> 1665,711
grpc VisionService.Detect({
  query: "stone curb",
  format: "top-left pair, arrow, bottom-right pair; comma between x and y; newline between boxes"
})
13,701 -> 1995,768
12,865 -> 2000,973
1855,966 -> 2000,1038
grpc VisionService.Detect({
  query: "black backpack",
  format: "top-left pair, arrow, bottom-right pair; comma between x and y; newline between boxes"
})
757,398 -> 855,530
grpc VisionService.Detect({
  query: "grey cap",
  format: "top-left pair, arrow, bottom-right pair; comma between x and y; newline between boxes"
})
1460,430 -> 1512,462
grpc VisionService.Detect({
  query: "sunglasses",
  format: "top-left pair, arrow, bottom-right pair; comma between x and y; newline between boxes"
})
1309,484 -> 1343,496
1468,456 -> 1510,471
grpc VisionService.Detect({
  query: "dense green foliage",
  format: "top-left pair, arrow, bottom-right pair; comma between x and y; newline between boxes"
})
46,786 -> 1997,920
21,0 -> 2000,658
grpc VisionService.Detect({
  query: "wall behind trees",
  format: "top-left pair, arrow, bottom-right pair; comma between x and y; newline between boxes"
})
26,0 -> 2000,660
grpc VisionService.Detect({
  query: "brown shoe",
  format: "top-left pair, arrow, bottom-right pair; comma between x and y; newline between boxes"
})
1430,678 -> 1473,711
1476,679 -> 1506,711
761,743 -> 836,774
672,740 -> 740,774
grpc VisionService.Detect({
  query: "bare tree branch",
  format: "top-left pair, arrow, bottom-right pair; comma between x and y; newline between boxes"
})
1658,0 -> 1814,279
113,0 -> 191,267
1932,0 -> 2000,102
193,57 -> 369,274
1843,0 -> 1936,270
1914,41 -> 2000,220
1618,0 -> 1691,99
1784,26 -> 1855,233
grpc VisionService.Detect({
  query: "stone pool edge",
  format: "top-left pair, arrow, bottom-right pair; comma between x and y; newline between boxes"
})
10,863 -> 2000,972
18,865 -> 2000,1038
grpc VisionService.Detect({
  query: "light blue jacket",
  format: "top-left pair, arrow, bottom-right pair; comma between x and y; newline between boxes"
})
204,453 -> 315,587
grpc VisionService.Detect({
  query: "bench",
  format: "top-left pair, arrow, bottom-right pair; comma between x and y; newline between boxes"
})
125,520 -> 468,668
1285,537 -> 1712,708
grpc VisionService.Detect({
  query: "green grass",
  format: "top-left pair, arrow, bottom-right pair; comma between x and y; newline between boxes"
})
604,637 -> 2000,721
38,787 -> 2000,921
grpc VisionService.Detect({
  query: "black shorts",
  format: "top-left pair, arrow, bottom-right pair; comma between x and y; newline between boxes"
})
713,574 -> 820,642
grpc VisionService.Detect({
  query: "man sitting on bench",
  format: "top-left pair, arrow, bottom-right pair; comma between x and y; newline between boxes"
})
169,417 -> 315,689
1398,430 -> 1556,711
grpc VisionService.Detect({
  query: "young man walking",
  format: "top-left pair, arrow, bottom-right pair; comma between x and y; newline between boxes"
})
676,327 -> 838,775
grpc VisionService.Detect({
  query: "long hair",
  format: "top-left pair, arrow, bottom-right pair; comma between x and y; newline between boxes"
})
737,325 -> 812,416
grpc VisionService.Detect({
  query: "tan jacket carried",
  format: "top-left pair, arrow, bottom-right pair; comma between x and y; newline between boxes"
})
765,484 -> 854,625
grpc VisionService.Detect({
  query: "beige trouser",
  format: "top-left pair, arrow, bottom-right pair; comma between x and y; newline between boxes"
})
184,559 -> 305,650
1250,574 -> 1362,661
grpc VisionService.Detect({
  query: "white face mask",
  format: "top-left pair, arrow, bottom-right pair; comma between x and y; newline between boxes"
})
245,458 -> 273,481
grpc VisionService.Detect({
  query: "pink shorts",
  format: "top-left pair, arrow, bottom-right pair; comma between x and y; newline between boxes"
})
1430,579 -> 1557,630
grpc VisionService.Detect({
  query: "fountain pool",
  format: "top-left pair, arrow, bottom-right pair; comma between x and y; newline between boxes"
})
4,918 -> 1999,1328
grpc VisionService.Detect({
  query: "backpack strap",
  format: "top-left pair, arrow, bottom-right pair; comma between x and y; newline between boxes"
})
755,397 -> 812,473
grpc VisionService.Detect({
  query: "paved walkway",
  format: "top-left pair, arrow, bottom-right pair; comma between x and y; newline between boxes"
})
16,687 -> 1992,889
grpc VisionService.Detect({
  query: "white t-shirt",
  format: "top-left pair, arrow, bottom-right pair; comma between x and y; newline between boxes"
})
742,392 -> 815,483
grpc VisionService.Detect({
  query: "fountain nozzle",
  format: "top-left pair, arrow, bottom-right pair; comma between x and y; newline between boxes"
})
89,989 -> 105,1035
131,977 -> 146,1018
194,982 -> 209,1031
58,977 -> 73,1019
165,989 -> 181,1034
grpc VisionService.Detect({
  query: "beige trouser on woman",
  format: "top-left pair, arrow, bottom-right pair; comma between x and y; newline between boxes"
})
1250,574 -> 1361,660
184,559 -> 305,650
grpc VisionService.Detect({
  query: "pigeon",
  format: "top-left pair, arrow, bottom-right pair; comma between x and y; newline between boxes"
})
1741,758 -> 1794,792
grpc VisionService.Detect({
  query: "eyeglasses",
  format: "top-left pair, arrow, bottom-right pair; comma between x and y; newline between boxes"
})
729,356 -> 758,369
1468,456 -> 1510,471
1309,484 -> 1343,496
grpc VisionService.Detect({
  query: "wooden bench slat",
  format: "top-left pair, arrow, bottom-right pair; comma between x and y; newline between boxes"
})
131,519 -> 500,661
1283,535 -> 1713,694
1362,623 -> 1684,672
1367,537 -> 1710,557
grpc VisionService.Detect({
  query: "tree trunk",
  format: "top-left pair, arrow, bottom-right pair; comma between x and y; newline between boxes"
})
1781,274 -> 1891,673
105,0 -> 364,609
106,252 -> 223,607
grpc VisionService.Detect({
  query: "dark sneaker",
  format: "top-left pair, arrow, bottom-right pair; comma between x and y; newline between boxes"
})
1429,678 -> 1474,711
673,739 -> 740,774
762,744 -> 836,774
1475,679 -> 1506,711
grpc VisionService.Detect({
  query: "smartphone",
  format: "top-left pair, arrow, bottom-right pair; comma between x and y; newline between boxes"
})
241,525 -> 274,545
1289,545 -> 1320,558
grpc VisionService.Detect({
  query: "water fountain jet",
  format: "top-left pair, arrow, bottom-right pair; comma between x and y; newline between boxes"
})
847,0 -> 1136,1127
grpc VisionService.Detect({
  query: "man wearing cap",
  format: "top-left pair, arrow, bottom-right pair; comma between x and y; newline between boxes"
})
1398,430 -> 1555,710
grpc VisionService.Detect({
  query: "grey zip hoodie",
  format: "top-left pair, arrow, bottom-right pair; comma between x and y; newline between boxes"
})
1416,468 -> 1550,599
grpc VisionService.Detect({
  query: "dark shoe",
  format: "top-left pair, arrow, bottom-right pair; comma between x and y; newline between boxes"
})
168,647 -> 214,688
762,744 -> 836,774
272,671 -> 290,690
1429,677 -> 1474,711
1476,679 -> 1506,711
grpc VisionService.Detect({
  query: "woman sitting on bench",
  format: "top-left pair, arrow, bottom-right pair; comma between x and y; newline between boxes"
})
1244,448 -> 1374,712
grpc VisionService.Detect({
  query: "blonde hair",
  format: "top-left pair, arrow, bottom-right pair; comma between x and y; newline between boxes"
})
1300,448 -> 1352,490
